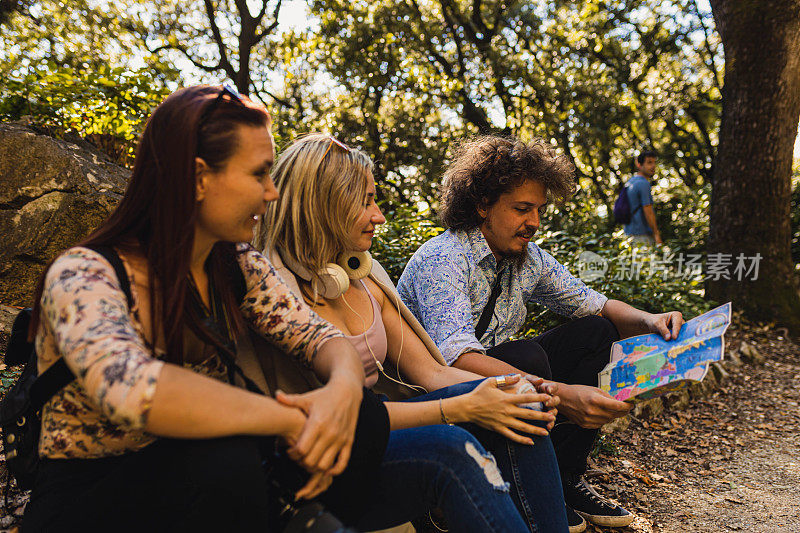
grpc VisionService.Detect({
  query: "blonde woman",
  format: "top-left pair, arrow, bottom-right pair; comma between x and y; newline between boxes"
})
255,134 -> 570,532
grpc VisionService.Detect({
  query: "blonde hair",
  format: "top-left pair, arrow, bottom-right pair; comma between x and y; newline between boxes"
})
255,133 -> 374,290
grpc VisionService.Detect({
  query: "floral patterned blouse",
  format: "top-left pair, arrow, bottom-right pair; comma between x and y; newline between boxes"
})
36,243 -> 342,459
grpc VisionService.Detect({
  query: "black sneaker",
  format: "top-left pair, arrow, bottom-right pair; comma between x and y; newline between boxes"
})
563,473 -> 634,528
566,505 -> 587,533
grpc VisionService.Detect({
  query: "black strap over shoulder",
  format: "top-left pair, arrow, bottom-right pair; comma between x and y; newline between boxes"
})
231,258 -> 247,304
221,245 -> 247,304
475,268 -> 504,340
28,245 -> 134,409
90,245 -> 134,310
28,358 -> 73,412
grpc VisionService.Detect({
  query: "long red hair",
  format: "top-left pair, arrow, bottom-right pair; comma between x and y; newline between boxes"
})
30,85 -> 271,363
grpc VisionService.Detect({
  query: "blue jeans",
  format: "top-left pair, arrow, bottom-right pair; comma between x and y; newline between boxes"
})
403,381 -> 569,532
356,425 -> 530,533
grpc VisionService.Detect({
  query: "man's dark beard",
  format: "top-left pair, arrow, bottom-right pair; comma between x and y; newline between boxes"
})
500,246 -> 528,267
483,218 -> 530,266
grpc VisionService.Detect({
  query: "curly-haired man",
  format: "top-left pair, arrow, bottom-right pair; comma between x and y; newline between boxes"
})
398,136 -> 683,533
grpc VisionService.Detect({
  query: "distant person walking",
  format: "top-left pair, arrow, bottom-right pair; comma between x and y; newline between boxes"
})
623,150 -> 661,245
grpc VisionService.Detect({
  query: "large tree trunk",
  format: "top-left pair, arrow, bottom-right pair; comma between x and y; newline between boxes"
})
708,0 -> 800,332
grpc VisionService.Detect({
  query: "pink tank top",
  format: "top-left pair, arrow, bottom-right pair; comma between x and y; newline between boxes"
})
343,281 -> 388,388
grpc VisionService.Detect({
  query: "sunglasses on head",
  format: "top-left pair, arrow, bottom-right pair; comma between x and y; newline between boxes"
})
199,84 -> 244,128
322,136 -> 351,160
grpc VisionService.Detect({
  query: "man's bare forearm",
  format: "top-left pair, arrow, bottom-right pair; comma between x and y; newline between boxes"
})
642,204 -> 661,241
601,299 -> 651,339
451,350 -> 524,377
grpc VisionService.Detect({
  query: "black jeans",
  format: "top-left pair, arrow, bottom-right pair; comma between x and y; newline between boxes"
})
487,315 -> 619,477
23,388 -> 390,532
23,436 -> 277,533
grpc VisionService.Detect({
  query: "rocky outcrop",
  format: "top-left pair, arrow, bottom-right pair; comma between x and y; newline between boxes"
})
0,122 -> 128,307
0,304 -> 16,340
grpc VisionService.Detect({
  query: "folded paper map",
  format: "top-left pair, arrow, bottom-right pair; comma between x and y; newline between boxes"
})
598,302 -> 732,402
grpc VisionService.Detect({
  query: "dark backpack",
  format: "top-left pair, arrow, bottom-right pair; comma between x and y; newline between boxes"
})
0,246 -> 132,490
613,184 -> 641,225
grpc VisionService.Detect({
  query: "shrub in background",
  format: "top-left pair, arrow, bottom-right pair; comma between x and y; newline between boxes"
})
0,63 -> 172,166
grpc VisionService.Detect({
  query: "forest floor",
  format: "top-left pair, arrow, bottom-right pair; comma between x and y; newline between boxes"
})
0,307 -> 798,532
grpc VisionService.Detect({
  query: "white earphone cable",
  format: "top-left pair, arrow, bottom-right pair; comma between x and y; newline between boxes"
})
341,283 -> 426,394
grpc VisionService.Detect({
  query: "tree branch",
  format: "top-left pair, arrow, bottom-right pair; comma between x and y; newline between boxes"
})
470,0 -> 488,36
255,0 -> 282,40
147,41 -> 223,72
203,0 -> 236,79
438,0 -> 468,76
689,0 -> 722,91
233,0 -> 253,24
408,0 -> 493,131
686,106 -> 716,159
253,81 -> 294,108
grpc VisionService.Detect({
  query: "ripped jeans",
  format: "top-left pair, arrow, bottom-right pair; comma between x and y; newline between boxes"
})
356,424 -> 531,533
397,381 -> 568,533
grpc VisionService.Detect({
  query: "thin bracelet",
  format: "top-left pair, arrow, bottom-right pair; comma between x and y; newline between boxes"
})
439,398 -> 452,425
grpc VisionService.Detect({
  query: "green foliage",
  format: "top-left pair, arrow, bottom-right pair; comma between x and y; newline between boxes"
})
371,203 -> 445,280
0,63 -> 173,165
519,224 -> 713,337
591,433 -> 620,458
1,0 -> 165,74
3,0 -> 726,210
0,366 -> 22,398
0,0 -> 178,165
286,0 -> 722,208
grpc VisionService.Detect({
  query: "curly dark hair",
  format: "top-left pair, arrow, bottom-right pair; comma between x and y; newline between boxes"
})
438,136 -> 576,230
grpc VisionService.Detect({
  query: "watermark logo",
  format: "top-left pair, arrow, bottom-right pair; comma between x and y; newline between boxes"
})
577,250 -> 608,281
574,249 -> 762,281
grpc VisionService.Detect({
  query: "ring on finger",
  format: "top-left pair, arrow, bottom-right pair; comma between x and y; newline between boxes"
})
495,375 -> 507,387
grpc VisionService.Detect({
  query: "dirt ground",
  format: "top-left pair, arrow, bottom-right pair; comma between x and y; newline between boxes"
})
1,322 -> 798,532
585,327 -> 800,533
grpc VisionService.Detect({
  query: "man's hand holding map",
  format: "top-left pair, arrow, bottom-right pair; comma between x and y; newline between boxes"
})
598,302 -> 732,402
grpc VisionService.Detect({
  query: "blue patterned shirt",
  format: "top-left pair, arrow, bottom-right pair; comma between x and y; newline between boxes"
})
397,227 -> 608,365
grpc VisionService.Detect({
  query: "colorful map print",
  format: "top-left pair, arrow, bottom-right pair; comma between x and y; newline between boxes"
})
598,302 -> 731,402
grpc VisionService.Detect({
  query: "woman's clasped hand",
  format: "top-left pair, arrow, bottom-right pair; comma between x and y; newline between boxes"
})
453,374 -> 559,443
276,373 -> 363,475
